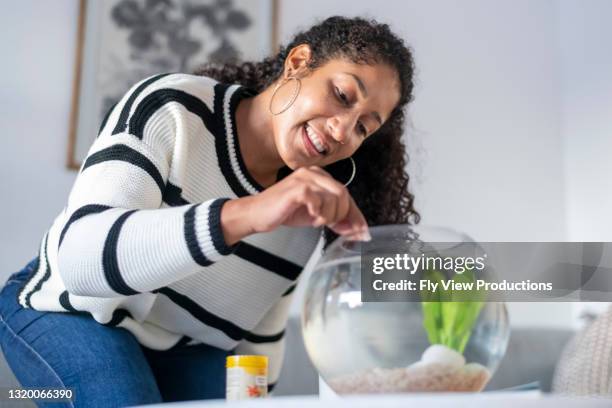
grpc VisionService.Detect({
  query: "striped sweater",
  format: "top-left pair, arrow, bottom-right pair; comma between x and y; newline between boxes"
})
17,72 -> 322,387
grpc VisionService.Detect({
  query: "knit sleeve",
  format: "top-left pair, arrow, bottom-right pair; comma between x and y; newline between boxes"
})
232,288 -> 297,393
57,73 -> 239,297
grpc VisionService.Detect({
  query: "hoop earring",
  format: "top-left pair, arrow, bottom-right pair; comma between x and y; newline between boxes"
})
344,157 -> 356,187
269,76 -> 301,115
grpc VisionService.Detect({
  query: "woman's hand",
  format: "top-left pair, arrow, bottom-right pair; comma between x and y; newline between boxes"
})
221,166 -> 370,245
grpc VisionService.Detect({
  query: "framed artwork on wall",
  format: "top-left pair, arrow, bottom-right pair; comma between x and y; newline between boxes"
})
67,0 -> 279,169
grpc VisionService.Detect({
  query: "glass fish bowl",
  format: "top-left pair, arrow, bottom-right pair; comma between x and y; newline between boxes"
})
302,225 -> 510,395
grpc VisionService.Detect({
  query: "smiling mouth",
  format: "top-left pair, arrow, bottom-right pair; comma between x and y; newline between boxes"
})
303,123 -> 328,155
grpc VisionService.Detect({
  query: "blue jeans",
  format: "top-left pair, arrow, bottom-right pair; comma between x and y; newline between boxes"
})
0,258 -> 229,407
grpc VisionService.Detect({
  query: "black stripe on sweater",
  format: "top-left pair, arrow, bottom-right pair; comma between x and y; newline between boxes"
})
102,309 -> 133,327
103,210 -> 139,296
112,72 -> 172,135
184,205 -> 213,267
163,182 -> 190,206
282,283 -> 297,297
59,290 -> 78,313
154,286 -> 247,341
225,85 -> 264,192
234,242 -> 303,281
212,83 -> 255,197
59,204 -> 113,249
81,144 -> 165,193
244,330 -> 285,344
127,88 -> 217,140
24,234 -> 51,309
208,198 -> 235,256
169,335 -> 193,350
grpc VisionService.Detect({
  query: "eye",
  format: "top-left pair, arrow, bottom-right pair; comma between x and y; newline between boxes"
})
334,85 -> 368,137
357,122 -> 368,137
334,86 -> 350,106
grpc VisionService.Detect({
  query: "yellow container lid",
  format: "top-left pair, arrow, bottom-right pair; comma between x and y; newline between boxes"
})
226,355 -> 268,369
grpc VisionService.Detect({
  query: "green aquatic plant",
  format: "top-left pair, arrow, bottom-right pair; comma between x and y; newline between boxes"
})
421,268 -> 485,353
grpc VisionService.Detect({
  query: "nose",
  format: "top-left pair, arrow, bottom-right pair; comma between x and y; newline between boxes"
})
327,114 -> 356,145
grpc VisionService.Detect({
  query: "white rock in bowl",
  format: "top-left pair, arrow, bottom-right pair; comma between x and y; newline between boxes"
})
420,344 -> 466,368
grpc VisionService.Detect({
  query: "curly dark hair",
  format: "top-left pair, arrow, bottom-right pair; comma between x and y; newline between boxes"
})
193,16 -> 420,248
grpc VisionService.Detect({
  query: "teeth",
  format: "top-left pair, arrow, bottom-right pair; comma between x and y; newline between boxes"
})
305,124 -> 326,154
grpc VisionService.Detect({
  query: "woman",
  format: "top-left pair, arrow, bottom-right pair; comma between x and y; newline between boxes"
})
0,16 -> 419,407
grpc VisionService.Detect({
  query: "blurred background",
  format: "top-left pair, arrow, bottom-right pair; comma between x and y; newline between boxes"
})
1,0 -> 611,394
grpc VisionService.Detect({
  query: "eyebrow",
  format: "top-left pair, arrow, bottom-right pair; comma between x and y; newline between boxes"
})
343,72 -> 383,126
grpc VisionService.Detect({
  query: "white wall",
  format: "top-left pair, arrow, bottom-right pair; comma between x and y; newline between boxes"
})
560,0 -> 612,242
559,0 -> 612,324
0,0 -> 78,275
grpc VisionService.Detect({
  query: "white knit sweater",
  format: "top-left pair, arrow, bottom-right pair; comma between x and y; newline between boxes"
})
17,73 -> 322,387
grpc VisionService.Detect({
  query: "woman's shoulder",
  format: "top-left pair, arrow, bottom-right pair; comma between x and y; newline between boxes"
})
116,72 -> 233,117
131,73 -> 254,120
141,72 -> 220,95
128,72 -> 251,103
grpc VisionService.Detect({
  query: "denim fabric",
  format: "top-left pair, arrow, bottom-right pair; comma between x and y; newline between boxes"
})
0,258 -> 229,407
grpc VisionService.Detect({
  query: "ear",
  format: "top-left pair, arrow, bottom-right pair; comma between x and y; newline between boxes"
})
283,44 -> 312,78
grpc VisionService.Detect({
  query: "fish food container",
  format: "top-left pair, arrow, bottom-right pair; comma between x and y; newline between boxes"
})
302,225 -> 510,395
226,355 -> 268,400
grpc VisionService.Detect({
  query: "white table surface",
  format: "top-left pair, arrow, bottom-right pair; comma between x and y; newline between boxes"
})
138,393 -> 611,408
